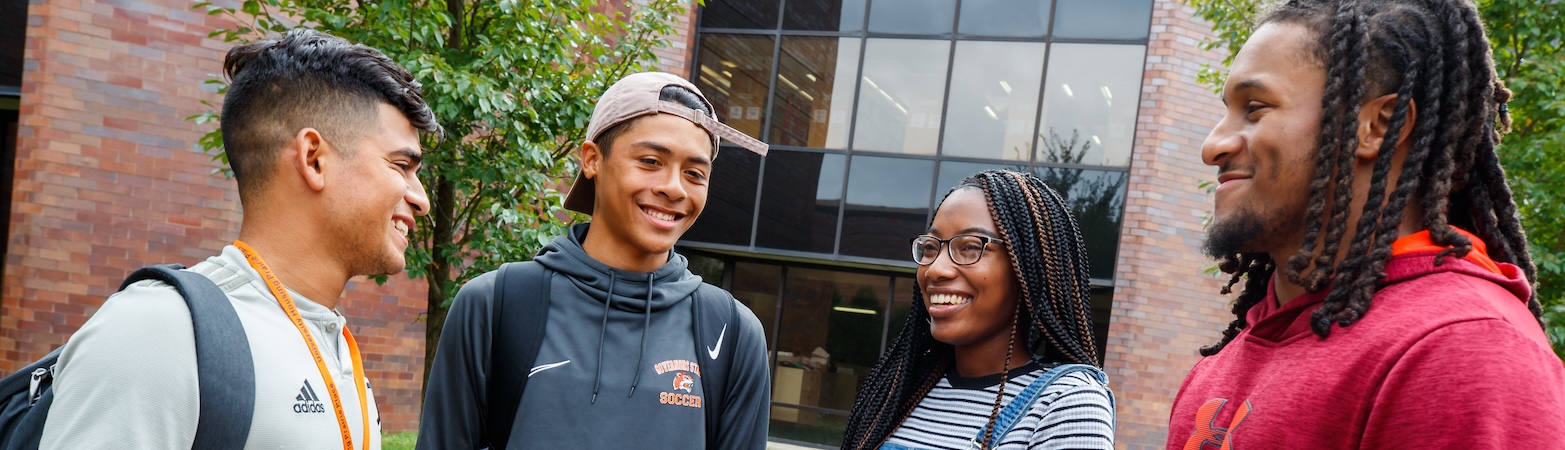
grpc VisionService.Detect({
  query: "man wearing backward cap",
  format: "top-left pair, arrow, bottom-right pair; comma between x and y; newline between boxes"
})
418,72 -> 772,449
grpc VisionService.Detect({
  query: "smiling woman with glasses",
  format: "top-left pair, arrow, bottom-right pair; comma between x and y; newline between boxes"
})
843,169 -> 1113,450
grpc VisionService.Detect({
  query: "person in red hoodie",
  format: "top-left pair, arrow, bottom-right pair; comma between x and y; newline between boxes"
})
1168,0 -> 1565,448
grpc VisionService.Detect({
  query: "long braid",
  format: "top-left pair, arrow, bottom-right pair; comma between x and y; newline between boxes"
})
843,169 -> 1100,448
1203,0 -> 1543,352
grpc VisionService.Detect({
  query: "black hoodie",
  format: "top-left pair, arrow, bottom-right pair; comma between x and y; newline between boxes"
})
417,224 -> 771,449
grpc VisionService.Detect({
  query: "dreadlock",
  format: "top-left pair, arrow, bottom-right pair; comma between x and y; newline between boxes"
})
841,169 -> 1100,449
1202,0 -> 1539,356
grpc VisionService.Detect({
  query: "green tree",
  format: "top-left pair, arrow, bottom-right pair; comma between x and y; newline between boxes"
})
1188,0 -> 1565,357
187,0 -> 690,388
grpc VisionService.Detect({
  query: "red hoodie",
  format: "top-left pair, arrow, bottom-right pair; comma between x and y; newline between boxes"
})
1168,231 -> 1565,449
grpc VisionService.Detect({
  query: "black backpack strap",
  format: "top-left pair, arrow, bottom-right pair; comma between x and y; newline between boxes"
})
485,262 -> 551,450
120,264 -> 254,449
692,284 -> 740,450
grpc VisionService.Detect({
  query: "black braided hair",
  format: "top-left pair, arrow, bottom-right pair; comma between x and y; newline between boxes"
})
1204,0 -> 1540,354
842,169 -> 1100,449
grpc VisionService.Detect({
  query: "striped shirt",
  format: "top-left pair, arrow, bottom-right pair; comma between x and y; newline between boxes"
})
882,361 -> 1115,449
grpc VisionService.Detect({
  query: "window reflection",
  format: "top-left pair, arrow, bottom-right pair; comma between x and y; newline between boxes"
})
731,261 -> 781,353
852,39 -> 949,155
1051,0 -> 1154,40
697,34 -> 776,140
934,161 -> 1028,205
756,151 -> 846,253
1035,43 -> 1145,167
783,0 -> 866,31
774,268 -> 887,429
957,0 -> 1050,38
770,37 -> 860,149
700,0 -> 780,29
1033,166 -> 1126,280
841,156 -> 935,260
684,146 -> 761,246
941,41 -> 1046,161
866,0 -> 955,35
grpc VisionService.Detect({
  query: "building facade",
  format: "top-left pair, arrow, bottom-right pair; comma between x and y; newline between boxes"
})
3,0 -> 1229,447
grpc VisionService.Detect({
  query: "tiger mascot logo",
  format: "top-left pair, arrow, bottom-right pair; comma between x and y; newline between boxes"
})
673,372 -> 695,393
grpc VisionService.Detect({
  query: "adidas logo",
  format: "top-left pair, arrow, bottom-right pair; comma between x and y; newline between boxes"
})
293,379 -> 327,414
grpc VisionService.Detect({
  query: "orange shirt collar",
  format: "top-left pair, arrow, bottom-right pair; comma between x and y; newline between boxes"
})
1389,227 -> 1504,275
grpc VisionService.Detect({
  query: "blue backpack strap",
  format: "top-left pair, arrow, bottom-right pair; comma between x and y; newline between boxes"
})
486,262 -> 551,450
691,283 -> 738,450
977,363 -> 1105,448
120,264 -> 254,449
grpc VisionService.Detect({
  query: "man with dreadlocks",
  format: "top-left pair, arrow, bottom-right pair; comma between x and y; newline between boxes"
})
842,169 -> 1114,450
1169,0 -> 1565,448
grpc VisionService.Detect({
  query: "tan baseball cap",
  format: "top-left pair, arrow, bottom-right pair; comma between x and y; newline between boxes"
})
563,72 -> 769,215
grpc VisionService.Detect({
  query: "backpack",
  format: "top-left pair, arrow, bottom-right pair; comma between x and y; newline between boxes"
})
483,261 -> 740,450
0,265 -> 256,450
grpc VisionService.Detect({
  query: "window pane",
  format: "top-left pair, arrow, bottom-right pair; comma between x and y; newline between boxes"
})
700,0 -> 780,29
867,0 -> 955,35
685,253 -> 726,286
697,34 -> 776,140
732,262 -> 781,353
683,146 -> 761,246
1036,44 -> 1145,167
940,41 -> 1046,161
886,276 -> 917,353
852,39 -> 949,155
933,161 -> 1028,204
783,0 -> 866,32
841,156 -> 935,260
770,37 -> 860,149
957,0 -> 1051,38
1051,0 -> 1153,40
774,268 -> 888,430
756,151 -> 846,253
1033,166 -> 1126,280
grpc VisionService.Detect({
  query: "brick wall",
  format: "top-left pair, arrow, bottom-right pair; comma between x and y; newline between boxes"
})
1104,0 -> 1233,448
4,0 -> 430,431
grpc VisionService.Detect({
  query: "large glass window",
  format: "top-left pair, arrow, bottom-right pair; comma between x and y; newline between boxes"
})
852,39 -> 949,155
940,41 -> 1046,161
866,0 -> 956,35
700,0 -> 778,29
755,151 -> 846,253
783,0 -> 866,32
684,147 -> 761,246
933,160 -> 1029,204
1034,166 -> 1126,280
957,0 -> 1051,38
696,34 -> 776,140
1051,0 -> 1155,40
840,156 -> 935,260
731,262 -> 782,349
770,37 -> 860,149
1035,44 -> 1146,167
772,268 -> 889,445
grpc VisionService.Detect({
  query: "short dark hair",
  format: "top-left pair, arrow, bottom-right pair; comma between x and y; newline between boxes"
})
592,85 -> 715,155
220,28 -> 439,197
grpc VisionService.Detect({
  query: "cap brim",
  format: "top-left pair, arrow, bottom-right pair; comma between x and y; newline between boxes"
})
563,170 -> 595,215
652,102 -> 768,156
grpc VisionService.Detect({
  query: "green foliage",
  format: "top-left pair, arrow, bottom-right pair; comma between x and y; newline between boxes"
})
185,0 -> 694,381
1190,0 -> 1565,358
382,431 -> 417,450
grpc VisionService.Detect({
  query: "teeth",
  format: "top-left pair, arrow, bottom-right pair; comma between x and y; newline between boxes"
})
646,209 -> 677,222
928,294 -> 970,306
393,221 -> 408,235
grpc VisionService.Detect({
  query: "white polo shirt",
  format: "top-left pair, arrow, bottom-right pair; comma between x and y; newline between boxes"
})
40,245 -> 380,449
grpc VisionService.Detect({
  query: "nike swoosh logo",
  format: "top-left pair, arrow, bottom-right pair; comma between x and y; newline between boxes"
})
706,324 -> 727,360
529,360 -> 570,378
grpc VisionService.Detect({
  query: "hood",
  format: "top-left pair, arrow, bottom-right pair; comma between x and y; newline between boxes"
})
533,224 -> 706,313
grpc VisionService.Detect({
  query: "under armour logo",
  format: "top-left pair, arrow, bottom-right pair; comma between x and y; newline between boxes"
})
1183,398 -> 1253,450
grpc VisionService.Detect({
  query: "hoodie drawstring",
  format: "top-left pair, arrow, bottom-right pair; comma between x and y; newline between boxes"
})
591,272 -> 616,404
628,273 -> 653,397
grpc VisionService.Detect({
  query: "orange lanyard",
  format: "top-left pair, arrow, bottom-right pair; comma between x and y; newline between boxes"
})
235,241 -> 369,450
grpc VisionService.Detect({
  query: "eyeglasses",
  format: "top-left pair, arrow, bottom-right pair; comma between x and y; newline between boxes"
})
910,234 -> 1007,266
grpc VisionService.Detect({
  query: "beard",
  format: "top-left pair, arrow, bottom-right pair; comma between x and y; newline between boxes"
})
1203,213 -> 1267,260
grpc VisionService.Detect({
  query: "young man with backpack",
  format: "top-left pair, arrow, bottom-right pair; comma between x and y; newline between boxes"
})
30,29 -> 439,449
417,72 -> 771,449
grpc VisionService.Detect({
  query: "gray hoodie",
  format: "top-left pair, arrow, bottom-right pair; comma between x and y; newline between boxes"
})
418,224 -> 771,449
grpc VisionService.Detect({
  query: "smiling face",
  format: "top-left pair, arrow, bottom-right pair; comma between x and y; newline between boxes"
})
918,188 -> 1021,354
1202,22 -> 1325,258
580,113 -> 714,272
323,102 -> 428,277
